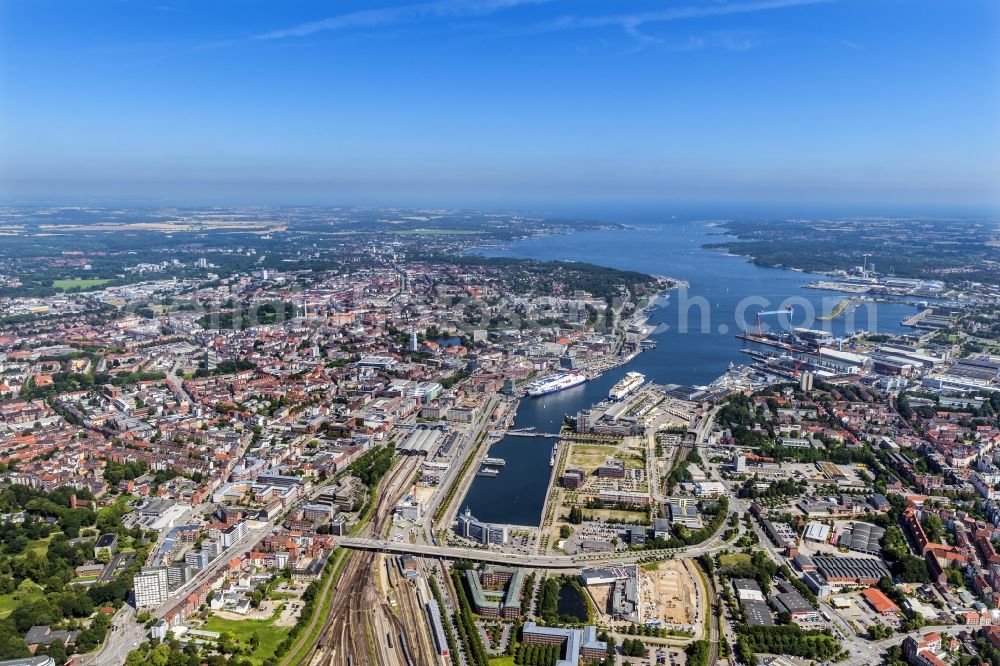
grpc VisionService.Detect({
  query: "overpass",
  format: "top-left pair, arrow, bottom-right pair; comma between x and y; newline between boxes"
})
335,536 -> 725,569
338,537 -> 579,568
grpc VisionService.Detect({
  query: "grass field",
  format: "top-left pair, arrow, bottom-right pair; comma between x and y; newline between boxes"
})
52,277 -> 111,290
0,581 -> 46,618
203,610 -> 290,665
572,444 -> 619,456
568,443 -> 619,472
584,508 -> 647,523
0,594 -> 18,618
489,657 -> 517,666
623,455 -> 645,469
26,535 -> 53,557
719,553 -> 752,568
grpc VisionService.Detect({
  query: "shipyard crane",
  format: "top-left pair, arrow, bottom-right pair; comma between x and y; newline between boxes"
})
749,307 -> 795,337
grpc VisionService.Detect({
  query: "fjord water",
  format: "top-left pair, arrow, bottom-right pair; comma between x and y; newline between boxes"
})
460,219 -> 917,526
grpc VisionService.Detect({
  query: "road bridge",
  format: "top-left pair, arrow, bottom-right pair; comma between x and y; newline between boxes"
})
335,536 -> 725,569
505,431 -> 563,438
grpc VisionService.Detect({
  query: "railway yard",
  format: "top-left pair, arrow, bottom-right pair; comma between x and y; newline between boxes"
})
309,456 -> 437,666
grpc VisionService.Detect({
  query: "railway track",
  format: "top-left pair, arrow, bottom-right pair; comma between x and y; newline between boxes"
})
310,456 -> 431,666
393,571 -> 437,665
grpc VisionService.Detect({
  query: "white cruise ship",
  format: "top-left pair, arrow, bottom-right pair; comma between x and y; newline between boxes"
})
526,372 -> 586,397
609,372 -> 645,401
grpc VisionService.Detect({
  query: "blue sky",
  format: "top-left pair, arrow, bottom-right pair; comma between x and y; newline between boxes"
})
0,0 -> 998,213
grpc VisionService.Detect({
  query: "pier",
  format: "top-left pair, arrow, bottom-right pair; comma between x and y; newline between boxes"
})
902,308 -> 933,327
817,296 -> 858,321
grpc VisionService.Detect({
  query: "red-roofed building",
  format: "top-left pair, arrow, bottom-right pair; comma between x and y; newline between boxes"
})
984,626 -> 1000,650
903,633 -> 944,666
926,545 -> 969,568
862,587 -> 900,616
963,611 -> 993,627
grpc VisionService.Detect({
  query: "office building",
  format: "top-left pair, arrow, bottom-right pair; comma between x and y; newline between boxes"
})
134,566 -> 169,608
464,566 -> 525,619
221,521 -> 248,548
521,622 -> 607,666
167,563 -> 193,589
456,507 -> 508,545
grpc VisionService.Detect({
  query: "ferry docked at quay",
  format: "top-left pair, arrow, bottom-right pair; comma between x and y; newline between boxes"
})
608,371 -> 645,401
525,372 -> 586,397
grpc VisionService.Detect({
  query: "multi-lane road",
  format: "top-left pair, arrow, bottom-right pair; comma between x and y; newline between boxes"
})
338,511 -> 734,569
422,395 -> 499,533
73,606 -> 143,666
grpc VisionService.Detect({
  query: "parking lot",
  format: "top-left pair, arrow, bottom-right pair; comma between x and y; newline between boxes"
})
562,519 -> 630,555
830,592 -> 899,633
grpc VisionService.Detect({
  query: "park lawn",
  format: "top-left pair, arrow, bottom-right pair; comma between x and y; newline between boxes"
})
0,582 -> 46,618
489,656 -> 517,666
52,278 -> 111,290
27,535 -> 53,557
0,593 -> 19,618
203,611 -> 290,664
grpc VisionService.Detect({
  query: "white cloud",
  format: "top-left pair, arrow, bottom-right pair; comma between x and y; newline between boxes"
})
256,0 -> 551,40
539,0 -> 835,35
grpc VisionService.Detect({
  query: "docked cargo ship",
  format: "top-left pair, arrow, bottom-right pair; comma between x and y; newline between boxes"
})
526,372 -> 586,397
608,371 -> 645,401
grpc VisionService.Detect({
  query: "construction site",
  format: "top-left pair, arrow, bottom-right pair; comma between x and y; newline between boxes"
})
581,559 -> 705,636
639,559 -> 704,632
